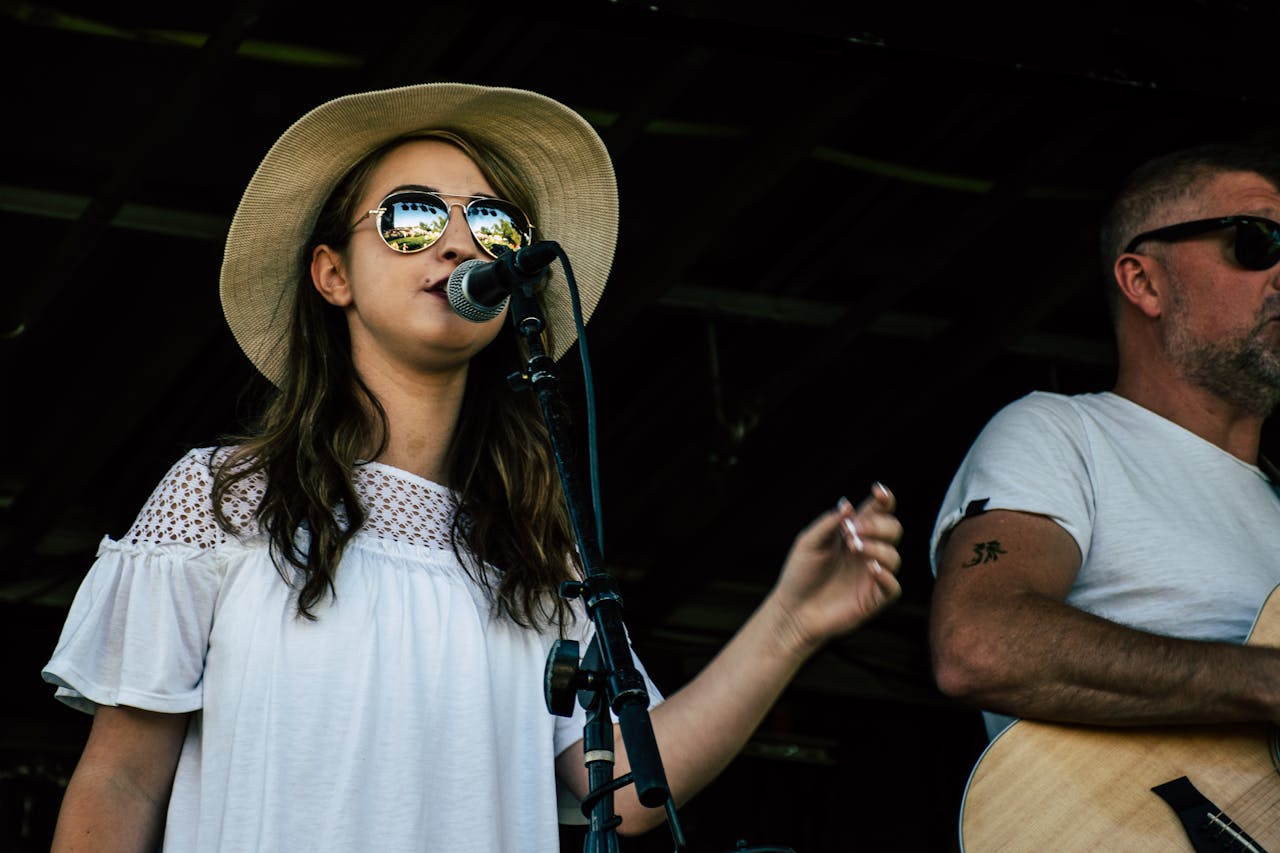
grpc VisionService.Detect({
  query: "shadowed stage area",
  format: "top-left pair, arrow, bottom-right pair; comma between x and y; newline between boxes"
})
3,2 -> 1279,849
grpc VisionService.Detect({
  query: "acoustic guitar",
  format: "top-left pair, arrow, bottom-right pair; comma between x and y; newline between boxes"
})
958,585 -> 1280,852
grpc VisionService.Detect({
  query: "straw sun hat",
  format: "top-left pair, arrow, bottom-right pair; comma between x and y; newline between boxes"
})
219,82 -> 619,385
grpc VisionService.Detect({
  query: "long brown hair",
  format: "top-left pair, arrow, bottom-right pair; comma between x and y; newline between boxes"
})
212,130 -> 579,627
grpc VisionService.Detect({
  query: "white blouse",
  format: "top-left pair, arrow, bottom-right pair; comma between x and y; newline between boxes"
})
43,448 -> 662,852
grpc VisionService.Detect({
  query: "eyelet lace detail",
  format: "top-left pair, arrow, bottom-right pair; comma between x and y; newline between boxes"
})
351,463 -> 456,551
123,450 -> 457,551
123,450 -> 256,548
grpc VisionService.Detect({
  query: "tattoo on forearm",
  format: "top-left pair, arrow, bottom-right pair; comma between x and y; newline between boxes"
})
962,540 -> 1007,567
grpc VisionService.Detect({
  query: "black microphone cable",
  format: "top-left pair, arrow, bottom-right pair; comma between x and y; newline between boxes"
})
449,243 -> 605,556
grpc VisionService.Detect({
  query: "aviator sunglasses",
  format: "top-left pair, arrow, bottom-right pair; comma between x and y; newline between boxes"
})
1124,215 -> 1280,271
349,189 -> 534,259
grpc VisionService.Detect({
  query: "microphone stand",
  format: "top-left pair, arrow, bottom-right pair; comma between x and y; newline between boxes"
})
503,266 -> 685,851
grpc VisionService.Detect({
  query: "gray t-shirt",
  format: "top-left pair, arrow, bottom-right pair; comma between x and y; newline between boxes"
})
931,391 -> 1280,738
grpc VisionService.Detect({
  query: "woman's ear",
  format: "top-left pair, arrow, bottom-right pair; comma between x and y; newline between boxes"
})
312,245 -> 352,307
1112,252 -> 1164,319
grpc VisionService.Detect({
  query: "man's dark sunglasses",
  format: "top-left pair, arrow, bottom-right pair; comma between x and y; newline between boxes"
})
1124,215 -> 1280,271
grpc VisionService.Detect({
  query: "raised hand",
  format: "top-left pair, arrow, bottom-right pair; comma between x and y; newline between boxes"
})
766,483 -> 903,656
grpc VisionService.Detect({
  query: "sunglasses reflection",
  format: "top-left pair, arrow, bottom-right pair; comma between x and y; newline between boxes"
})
378,192 -> 530,258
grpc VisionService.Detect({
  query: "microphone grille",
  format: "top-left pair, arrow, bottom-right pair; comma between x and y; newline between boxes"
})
447,259 -> 507,323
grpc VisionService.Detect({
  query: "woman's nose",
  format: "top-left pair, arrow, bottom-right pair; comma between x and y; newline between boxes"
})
433,203 -> 477,259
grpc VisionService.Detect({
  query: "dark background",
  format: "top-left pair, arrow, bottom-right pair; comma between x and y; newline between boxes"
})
3,2 -> 1279,850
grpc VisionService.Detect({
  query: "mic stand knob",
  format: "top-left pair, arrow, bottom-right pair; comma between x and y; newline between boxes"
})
544,639 -> 583,718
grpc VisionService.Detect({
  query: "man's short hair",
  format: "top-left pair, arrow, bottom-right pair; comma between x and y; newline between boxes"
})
1098,143 -> 1280,319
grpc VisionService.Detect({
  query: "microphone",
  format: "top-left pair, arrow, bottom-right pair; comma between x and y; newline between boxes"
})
446,242 -> 559,322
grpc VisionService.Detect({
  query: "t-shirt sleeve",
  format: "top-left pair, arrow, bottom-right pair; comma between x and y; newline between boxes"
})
41,449 -> 231,714
929,393 -> 1096,576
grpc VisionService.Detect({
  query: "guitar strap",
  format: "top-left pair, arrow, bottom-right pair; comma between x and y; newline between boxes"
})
1261,455 -> 1280,495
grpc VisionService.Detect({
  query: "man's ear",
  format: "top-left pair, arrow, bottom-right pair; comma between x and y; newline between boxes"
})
312,245 -> 352,307
1112,253 -> 1164,319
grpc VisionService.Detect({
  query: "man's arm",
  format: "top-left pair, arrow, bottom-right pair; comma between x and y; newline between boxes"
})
51,705 -> 189,852
929,508 -> 1280,726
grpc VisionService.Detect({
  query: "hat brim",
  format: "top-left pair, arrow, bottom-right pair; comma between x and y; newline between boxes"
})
220,82 -> 618,385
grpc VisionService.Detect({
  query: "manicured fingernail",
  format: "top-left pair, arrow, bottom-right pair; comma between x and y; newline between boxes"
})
869,558 -> 884,574
842,516 -> 865,552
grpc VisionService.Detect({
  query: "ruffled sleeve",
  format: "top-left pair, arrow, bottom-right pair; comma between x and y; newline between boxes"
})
41,448 -> 240,714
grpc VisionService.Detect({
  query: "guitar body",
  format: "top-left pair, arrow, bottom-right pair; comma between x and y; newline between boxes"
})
959,586 -> 1280,852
